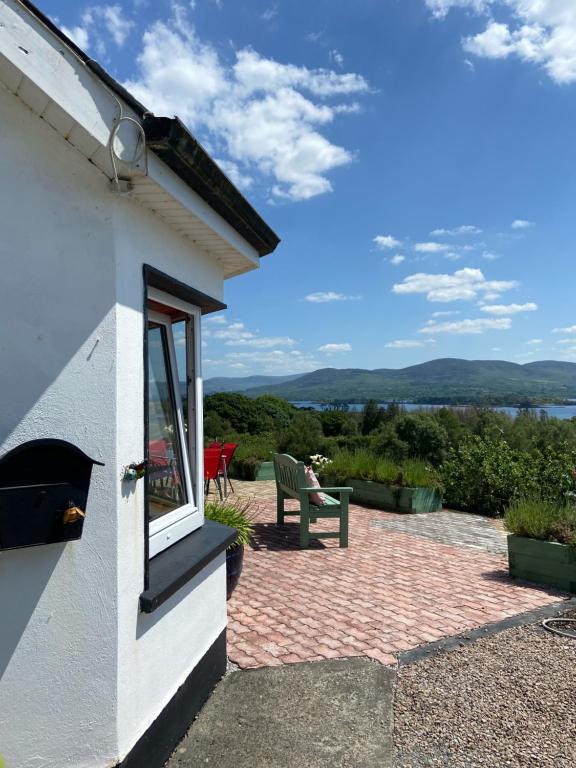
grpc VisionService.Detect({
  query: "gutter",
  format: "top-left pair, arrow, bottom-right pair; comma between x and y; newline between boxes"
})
16,0 -> 281,258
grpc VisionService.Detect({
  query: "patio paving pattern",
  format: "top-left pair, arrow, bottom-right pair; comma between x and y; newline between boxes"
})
227,482 -> 568,669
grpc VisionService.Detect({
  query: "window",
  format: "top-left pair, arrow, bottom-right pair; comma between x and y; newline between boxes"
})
146,288 -> 202,557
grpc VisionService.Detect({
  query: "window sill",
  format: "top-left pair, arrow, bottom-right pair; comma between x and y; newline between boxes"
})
140,520 -> 237,613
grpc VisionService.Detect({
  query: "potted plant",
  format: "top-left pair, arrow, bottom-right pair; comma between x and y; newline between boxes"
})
204,497 -> 254,599
319,449 -> 443,514
505,496 -> 576,593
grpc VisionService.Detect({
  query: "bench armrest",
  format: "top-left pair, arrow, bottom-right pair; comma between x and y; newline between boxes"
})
298,486 -> 353,495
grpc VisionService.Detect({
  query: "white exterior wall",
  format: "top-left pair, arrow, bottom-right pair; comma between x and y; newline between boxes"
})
113,198 -> 227,759
0,56 -> 229,768
0,83 -> 119,768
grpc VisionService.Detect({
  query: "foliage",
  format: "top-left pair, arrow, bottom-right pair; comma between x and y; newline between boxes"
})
232,457 -> 262,481
204,497 -> 255,549
224,432 -> 277,480
319,410 -> 358,437
395,413 -> 448,466
441,437 -> 576,516
204,392 -> 297,435
361,399 -> 384,435
322,449 -> 442,490
505,497 -> 576,549
277,412 -> 323,462
204,411 -> 232,439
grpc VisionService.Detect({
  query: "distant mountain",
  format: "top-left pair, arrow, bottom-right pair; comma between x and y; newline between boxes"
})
204,373 -> 303,395
235,359 -> 576,405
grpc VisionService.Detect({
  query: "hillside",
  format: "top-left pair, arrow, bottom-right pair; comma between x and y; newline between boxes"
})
203,373 -> 302,395
229,359 -> 576,405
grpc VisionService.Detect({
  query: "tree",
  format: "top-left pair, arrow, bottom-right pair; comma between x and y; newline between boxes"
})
361,400 -> 384,435
395,413 -> 448,465
277,413 -> 323,462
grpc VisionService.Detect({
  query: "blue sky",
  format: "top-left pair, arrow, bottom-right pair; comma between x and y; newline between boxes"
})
45,0 -> 576,376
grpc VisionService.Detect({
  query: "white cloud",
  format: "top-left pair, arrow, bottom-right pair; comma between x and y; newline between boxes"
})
329,49 -> 345,68
419,317 -> 513,335
319,343 -> 352,353
214,159 -> 254,190
124,11 -> 368,201
480,302 -> 537,315
431,310 -> 460,317
304,291 -> 361,303
393,267 -> 518,303
511,219 -> 534,229
61,25 -> 90,49
261,5 -> 278,22
204,314 -> 227,325
444,251 -> 463,261
222,349 -> 320,374
430,225 -> 482,236
481,250 -> 499,260
553,325 -> 576,334
414,242 -> 451,253
390,254 -> 405,265
425,1 -> 576,85
227,336 -> 296,348
374,234 -> 402,250
385,339 -> 427,348
211,321 -> 254,341
526,338 -> 543,345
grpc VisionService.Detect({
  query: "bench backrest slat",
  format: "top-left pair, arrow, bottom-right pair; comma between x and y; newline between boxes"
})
273,453 -> 306,497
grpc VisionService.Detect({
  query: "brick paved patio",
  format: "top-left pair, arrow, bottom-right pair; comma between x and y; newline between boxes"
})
226,482 -> 568,669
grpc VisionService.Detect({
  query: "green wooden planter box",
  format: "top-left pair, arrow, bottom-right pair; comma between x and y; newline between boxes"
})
255,461 -> 275,481
508,535 -> 576,593
323,476 -> 442,513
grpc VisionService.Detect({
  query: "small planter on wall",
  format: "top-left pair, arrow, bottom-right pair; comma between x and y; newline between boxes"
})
508,535 -> 576,593
323,476 -> 442,514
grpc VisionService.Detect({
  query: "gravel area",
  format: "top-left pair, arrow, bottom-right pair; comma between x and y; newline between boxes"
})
393,611 -> 576,768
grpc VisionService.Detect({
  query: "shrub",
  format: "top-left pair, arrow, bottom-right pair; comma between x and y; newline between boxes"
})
442,436 -> 576,516
395,413 -> 448,466
232,457 -> 262,481
277,412 -> 323,462
441,437 -> 530,516
204,497 -> 255,548
319,410 -> 357,437
370,424 -> 409,462
361,400 -> 384,435
505,497 -> 576,549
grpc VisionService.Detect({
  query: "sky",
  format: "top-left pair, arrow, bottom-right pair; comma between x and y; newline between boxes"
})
44,0 -> 576,377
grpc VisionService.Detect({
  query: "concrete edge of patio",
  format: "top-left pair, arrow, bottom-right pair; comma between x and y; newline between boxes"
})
166,657 -> 395,768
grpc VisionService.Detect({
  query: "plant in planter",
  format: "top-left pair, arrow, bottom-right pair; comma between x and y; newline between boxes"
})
204,497 -> 254,599
505,496 -> 576,593
319,449 -> 443,514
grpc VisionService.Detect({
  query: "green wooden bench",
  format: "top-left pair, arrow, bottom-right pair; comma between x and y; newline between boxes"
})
273,453 -> 352,549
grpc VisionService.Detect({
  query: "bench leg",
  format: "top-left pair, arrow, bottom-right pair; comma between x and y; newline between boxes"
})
339,499 -> 349,548
299,503 -> 310,549
276,489 -> 285,526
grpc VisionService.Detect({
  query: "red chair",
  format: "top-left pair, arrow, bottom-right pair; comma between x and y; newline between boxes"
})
204,447 -> 223,500
218,442 -> 238,495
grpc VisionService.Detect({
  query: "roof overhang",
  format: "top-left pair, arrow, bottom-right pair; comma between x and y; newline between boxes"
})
0,0 -> 280,278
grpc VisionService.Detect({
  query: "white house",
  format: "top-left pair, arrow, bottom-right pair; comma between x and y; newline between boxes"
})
0,2 -> 279,766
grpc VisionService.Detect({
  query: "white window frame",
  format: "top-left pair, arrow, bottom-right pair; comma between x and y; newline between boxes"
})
147,288 -> 204,558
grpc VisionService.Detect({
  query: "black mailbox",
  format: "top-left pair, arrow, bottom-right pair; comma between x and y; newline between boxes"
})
0,439 -> 104,550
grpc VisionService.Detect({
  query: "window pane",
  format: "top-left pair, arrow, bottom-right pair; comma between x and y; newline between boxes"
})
173,319 -> 188,432
147,322 -> 187,522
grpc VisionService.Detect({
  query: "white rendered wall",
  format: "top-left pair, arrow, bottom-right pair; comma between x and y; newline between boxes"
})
0,83 -> 119,768
0,65 -> 230,767
113,197 -> 227,759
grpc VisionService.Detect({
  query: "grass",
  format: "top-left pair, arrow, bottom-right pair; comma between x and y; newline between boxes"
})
204,497 -> 255,549
321,449 -> 441,489
505,496 -> 576,549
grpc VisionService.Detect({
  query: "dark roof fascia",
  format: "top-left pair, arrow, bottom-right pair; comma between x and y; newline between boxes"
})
17,0 -> 280,259
143,116 -> 280,257
144,264 -> 226,315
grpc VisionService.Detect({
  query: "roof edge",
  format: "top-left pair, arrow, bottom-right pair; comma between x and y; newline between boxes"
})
144,116 -> 280,258
15,0 -> 281,258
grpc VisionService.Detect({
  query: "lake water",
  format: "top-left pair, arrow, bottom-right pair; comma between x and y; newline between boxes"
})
292,401 -> 576,420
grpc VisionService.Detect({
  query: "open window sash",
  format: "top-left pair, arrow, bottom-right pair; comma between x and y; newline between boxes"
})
147,297 -> 203,558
